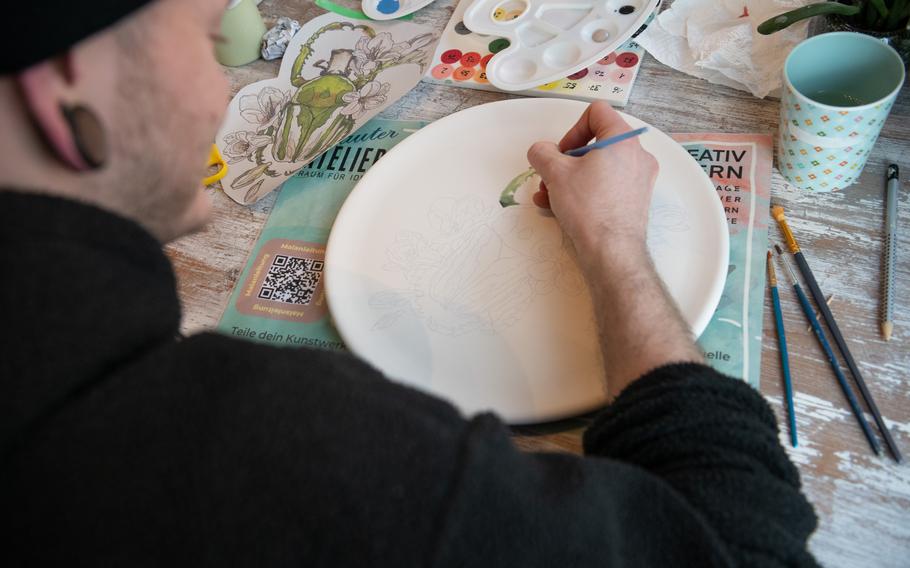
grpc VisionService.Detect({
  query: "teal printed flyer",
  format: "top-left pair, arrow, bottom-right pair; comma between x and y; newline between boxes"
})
673,133 -> 773,388
220,123 -> 772,388
218,118 -> 427,349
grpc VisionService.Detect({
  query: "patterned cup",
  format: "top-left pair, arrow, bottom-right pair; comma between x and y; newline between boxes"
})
778,32 -> 905,192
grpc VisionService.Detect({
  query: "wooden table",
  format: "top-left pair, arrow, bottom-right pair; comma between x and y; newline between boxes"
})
167,1 -> 910,565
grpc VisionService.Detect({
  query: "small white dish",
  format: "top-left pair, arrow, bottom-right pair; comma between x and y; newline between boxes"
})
362,0 -> 438,20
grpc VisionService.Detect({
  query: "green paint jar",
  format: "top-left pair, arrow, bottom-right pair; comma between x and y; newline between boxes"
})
215,0 -> 268,67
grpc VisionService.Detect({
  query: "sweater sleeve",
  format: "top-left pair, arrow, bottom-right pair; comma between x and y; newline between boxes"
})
583,363 -> 818,566
432,363 -> 818,568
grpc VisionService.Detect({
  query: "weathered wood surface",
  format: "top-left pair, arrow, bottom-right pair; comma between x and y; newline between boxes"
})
166,1 -> 910,565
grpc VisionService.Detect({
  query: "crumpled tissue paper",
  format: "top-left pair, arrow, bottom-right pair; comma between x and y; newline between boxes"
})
636,0 -> 813,98
261,17 -> 301,61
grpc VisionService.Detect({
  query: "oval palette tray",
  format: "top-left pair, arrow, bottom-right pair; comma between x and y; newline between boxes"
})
463,0 -> 659,91
362,0 -> 438,20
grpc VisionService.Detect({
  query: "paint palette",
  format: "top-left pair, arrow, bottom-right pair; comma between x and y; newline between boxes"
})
463,0 -> 659,91
424,0 -> 650,106
362,0 -> 437,20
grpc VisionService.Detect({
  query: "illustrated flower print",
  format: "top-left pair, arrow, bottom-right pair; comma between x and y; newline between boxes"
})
340,81 -> 391,119
351,32 -> 402,77
394,33 -> 435,57
222,131 -> 272,163
239,87 -> 289,126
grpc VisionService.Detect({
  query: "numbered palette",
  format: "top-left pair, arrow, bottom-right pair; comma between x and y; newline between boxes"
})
362,0 -> 437,20
423,0 -> 648,106
463,0 -> 658,91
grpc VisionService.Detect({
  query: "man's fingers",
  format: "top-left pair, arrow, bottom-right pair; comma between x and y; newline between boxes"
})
557,105 -> 594,152
558,102 -> 636,152
532,188 -> 550,209
527,141 -> 567,180
587,101 -> 634,140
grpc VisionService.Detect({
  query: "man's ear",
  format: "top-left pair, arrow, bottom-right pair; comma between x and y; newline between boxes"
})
16,53 -> 107,171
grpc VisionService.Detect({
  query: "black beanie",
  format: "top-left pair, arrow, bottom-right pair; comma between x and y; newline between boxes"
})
3,0 -> 155,75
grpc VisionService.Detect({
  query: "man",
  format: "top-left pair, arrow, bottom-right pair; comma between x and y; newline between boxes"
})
0,1 -> 818,565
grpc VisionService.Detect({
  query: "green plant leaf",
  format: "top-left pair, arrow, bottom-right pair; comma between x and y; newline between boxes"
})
867,0 -> 889,19
884,0 -> 910,29
757,2 -> 861,34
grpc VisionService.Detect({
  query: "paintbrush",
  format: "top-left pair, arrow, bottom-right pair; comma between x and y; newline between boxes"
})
563,126 -> 649,157
775,245 -> 880,455
768,250 -> 798,447
771,203 -> 902,463
499,127 -> 650,208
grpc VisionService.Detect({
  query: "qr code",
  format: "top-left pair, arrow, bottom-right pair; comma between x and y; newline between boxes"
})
258,255 -> 324,305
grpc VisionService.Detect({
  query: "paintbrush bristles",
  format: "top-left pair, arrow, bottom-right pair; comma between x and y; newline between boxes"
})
774,244 -> 800,285
770,204 -> 801,253
767,251 -> 778,287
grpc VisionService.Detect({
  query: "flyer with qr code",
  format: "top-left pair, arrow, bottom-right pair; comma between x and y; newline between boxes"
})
673,133 -> 773,388
217,118 -> 427,350
219,123 -> 772,389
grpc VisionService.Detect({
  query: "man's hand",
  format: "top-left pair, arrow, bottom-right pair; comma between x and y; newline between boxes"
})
527,102 -> 658,262
527,102 -> 703,398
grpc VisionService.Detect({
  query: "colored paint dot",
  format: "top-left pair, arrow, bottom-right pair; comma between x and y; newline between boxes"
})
489,38 -> 510,53
475,71 -> 490,84
454,21 -> 472,35
609,68 -> 633,83
597,52 -> 617,65
567,68 -> 589,80
441,49 -> 463,64
460,52 -> 482,67
618,5 -> 635,15
431,63 -> 454,80
536,80 -> 561,91
377,0 -> 400,15
493,8 -> 507,20
452,66 -> 476,81
590,68 -> 609,82
615,52 -> 639,68
480,54 -> 494,69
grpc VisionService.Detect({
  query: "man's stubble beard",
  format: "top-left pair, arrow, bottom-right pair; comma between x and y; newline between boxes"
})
107,21 -> 209,243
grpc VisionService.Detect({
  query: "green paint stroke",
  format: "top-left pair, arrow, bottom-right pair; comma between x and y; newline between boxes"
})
499,168 -> 536,208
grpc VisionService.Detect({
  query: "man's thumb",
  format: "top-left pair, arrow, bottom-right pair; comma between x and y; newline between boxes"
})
527,141 -> 566,179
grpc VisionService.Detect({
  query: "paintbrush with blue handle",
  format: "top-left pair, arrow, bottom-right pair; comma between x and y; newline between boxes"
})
774,245 -> 881,456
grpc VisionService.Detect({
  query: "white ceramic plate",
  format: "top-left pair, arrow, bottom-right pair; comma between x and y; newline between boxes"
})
325,98 -> 728,423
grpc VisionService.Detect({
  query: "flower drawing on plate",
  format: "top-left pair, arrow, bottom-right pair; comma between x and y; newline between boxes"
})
340,81 -> 391,119
224,20 -> 437,193
646,203 -> 690,251
222,131 -> 272,164
371,197 -> 584,336
239,86 -> 289,127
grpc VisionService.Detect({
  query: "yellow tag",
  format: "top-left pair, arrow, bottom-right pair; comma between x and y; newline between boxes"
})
202,144 -> 228,186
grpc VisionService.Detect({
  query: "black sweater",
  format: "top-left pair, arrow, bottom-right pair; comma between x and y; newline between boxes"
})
0,191 -> 818,566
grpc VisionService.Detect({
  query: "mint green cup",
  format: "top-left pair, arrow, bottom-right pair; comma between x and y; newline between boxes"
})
779,32 -> 905,192
215,0 -> 267,67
